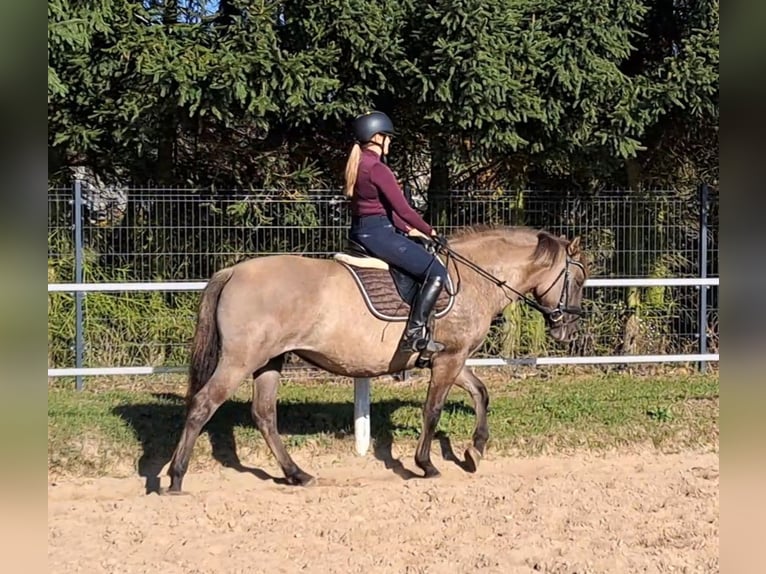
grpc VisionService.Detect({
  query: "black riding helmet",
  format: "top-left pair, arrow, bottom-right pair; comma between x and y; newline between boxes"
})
352,111 -> 394,143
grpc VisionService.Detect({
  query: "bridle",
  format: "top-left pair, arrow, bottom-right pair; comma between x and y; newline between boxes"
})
531,257 -> 587,324
434,242 -> 587,324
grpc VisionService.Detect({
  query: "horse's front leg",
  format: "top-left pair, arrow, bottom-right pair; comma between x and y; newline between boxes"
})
414,355 -> 465,478
453,366 -> 490,473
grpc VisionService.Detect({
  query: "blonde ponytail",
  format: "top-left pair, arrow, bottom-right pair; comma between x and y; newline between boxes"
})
343,143 -> 362,197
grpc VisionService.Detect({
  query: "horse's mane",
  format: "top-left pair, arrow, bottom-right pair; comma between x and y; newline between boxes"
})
449,225 -> 565,268
531,230 -> 566,268
448,224 -> 499,239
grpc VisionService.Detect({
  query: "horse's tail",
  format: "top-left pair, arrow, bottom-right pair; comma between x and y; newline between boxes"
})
186,267 -> 235,409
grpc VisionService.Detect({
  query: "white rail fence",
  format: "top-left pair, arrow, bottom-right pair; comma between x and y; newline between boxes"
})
48,277 -> 719,455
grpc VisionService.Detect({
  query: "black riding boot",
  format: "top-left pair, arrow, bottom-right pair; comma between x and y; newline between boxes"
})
398,274 -> 446,354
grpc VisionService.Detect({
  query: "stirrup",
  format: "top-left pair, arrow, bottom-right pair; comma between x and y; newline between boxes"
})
398,332 -> 445,354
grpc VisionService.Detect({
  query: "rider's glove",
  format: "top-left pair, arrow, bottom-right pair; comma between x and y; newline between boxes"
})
431,234 -> 449,250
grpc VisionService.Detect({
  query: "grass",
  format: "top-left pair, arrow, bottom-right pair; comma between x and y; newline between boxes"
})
47,370 -> 719,479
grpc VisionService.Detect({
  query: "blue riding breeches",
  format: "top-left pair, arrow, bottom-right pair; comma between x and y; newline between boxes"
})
350,215 -> 448,283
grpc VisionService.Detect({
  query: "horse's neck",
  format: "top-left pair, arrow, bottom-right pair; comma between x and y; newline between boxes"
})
454,240 -> 538,313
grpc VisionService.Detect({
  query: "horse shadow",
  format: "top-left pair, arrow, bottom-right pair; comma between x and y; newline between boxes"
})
112,393 -> 477,493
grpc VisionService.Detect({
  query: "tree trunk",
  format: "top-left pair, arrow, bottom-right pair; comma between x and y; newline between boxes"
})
155,1 -> 179,185
621,158 -> 644,355
427,135 -> 450,228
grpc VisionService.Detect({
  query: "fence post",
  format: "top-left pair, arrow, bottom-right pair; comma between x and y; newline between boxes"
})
74,179 -> 85,390
698,183 -> 709,373
353,377 -> 371,455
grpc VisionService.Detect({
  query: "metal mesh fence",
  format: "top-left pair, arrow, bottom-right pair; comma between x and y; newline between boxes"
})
47,186 -> 719,370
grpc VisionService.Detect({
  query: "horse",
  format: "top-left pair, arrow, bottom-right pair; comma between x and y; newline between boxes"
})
166,226 -> 588,492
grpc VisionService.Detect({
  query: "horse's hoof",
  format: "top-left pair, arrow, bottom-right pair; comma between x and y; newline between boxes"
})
286,471 -> 316,487
421,466 -> 441,479
464,446 -> 482,473
161,487 -> 189,496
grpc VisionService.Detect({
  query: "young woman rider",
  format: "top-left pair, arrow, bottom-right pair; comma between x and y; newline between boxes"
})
344,111 -> 448,354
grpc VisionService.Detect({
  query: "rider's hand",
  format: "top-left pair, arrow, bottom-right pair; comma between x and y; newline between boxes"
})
408,228 -> 429,239
431,232 -> 449,249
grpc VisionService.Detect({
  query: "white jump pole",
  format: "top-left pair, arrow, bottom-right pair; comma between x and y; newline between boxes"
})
353,377 -> 371,456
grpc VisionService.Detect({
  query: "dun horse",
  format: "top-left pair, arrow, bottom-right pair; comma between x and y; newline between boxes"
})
167,226 -> 588,492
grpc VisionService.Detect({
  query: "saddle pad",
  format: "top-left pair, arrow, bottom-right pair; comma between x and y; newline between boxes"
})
340,264 -> 455,322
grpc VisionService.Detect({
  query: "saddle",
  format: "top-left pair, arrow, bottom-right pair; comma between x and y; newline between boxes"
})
333,238 -> 455,322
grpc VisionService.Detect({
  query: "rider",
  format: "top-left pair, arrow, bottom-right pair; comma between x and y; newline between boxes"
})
344,110 -> 448,355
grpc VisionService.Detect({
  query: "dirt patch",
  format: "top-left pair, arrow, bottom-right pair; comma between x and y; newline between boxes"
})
48,448 -> 718,573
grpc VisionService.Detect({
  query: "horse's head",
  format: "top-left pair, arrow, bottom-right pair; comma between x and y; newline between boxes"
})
530,234 -> 588,343
443,226 -> 589,343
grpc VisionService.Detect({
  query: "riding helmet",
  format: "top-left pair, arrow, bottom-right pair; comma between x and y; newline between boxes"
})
351,111 -> 394,143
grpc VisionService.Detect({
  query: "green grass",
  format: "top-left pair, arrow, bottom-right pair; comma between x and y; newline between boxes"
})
48,372 -> 718,478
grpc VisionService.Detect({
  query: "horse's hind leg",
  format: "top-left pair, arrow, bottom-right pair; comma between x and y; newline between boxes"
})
251,356 -> 315,486
167,359 -> 253,493
454,366 -> 490,473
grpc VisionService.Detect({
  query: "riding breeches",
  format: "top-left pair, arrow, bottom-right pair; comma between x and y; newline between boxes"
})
349,215 -> 448,283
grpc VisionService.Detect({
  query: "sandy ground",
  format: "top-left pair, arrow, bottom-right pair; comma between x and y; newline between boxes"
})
48,448 -> 718,574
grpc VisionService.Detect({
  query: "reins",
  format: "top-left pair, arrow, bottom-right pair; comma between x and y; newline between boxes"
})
433,241 -> 586,323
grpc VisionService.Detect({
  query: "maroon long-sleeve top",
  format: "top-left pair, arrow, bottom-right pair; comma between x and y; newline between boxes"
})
351,149 -> 434,236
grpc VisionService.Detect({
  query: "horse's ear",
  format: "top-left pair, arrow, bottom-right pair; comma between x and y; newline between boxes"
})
566,236 -> 581,257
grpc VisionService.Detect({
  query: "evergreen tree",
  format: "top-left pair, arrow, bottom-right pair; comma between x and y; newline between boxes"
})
48,0 -> 718,189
